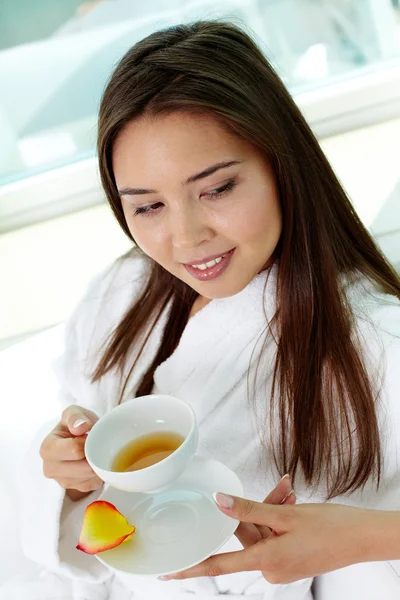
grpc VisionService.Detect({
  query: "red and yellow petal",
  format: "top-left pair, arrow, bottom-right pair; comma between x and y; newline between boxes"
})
77,500 -> 136,554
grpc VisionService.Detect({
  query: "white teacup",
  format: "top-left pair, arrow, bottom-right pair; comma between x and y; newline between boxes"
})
85,395 -> 198,493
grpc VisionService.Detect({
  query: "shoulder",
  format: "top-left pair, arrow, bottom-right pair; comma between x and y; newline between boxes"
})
345,273 -> 400,403
81,248 -> 150,305
345,273 -> 400,345
66,248 -> 151,349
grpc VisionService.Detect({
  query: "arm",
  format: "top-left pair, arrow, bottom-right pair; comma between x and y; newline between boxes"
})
19,253 -> 149,577
365,508 -> 400,562
17,265 -> 119,579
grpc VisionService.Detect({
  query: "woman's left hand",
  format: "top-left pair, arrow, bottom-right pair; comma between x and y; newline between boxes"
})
159,475 -> 295,582
162,492 -> 380,584
231,474 -> 295,550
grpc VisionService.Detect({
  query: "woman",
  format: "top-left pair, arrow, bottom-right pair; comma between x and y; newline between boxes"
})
18,20 -> 400,600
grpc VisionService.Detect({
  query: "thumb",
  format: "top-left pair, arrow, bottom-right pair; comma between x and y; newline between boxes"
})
213,492 -> 288,529
61,405 -> 99,436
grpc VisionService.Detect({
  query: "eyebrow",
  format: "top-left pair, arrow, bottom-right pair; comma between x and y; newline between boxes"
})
117,160 -> 241,196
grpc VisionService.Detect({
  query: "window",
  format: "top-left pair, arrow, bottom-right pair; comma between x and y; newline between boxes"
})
1,0 -> 399,230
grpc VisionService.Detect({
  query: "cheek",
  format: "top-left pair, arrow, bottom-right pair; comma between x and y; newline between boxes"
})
125,216 -> 169,260
220,194 -> 281,244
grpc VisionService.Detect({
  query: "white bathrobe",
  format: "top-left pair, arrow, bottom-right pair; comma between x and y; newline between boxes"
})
10,251 -> 400,599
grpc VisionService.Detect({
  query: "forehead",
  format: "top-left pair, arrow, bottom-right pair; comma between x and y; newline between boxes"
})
112,111 -> 253,184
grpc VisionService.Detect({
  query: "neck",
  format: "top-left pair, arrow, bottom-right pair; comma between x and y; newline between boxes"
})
189,295 -> 212,318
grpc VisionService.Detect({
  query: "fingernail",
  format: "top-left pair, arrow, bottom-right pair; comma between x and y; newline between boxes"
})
158,575 -> 172,581
73,419 -> 89,429
280,473 -> 290,482
280,489 -> 295,504
213,492 -> 234,509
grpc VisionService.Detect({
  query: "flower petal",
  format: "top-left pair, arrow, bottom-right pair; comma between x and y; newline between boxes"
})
77,500 -> 136,554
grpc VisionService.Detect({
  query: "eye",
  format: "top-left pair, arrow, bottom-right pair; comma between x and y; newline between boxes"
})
133,202 -> 164,217
204,179 -> 237,198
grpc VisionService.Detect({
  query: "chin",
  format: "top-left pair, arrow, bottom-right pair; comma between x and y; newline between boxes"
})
196,278 -> 251,300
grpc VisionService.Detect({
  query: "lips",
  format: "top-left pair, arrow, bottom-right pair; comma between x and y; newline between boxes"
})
183,248 -> 235,282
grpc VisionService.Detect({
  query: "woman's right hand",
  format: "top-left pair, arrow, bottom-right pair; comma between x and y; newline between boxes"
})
40,405 -> 104,500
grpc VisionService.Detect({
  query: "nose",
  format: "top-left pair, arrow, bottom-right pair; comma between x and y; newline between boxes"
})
170,205 -> 214,250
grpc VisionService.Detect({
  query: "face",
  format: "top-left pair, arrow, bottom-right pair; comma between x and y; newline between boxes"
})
113,111 -> 282,299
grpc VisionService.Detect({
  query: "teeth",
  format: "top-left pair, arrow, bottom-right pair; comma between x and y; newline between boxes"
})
191,254 -> 225,270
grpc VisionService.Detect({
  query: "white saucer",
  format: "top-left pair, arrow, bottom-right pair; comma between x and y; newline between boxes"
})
96,455 -> 243,577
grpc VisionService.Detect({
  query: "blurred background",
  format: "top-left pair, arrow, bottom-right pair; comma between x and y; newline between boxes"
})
1,0 -> 400,348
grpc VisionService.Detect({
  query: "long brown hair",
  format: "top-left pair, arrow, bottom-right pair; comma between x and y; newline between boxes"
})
95,21 -> 400,498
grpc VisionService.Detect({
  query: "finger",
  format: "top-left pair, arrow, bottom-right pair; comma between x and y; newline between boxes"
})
58,475 -> 104,493
282,491 -> 296,505
252,478 -> 293,541
264,475 -> 292,505
61,406 -> 99,436
253,491 -> 296,541
235,522 -> 263,548
40,433 -> 87,461
161,545 -> 261,580
214,493 -> 286,528
256,493 -> 295,540
234,484 -> 294,548
254,524 -> 273,541
43,458 -> 96,480
64,476 -> 103,493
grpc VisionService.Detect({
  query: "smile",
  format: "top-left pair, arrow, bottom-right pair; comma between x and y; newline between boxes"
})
189,254 -> 226,270
183,249 -> 235,282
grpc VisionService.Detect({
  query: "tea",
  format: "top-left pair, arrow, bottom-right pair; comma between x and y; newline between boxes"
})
111,431 -> 185,472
